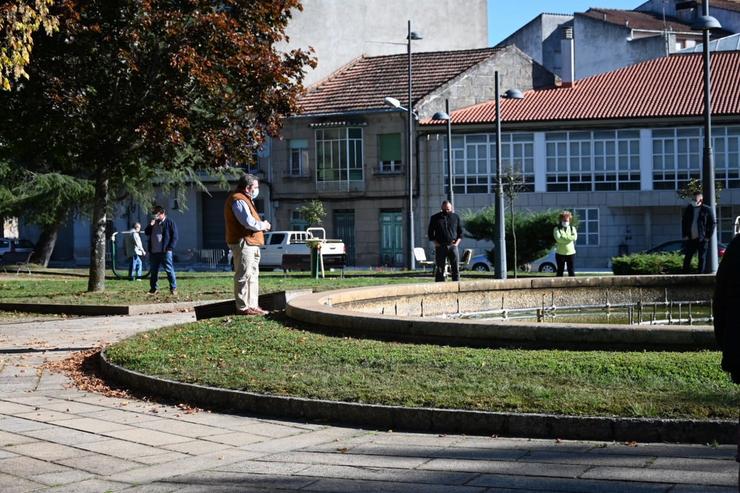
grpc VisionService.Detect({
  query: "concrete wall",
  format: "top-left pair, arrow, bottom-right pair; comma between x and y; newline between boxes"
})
416,45 -> 558,119
574,14 -> 670,79
282,0 -> 488,87
495,14 -> 573,78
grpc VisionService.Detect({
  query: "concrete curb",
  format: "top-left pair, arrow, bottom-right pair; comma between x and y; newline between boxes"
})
286,275 -> 718,350
0,291 -> 312,318
99,350 -> 736,445
0,301 -> 203,316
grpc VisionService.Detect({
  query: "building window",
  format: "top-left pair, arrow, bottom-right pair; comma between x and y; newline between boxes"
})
315,127 -> 363,182
713,126 -> 740,189
377,133 -> 402,173
546,130 -> 640,192
288,139 -> 309,177
652,128 -> 701,190
573,208 -> 599,246
443,133 -> 535,194
501,133 -> 535,191
593,130 -> 640,190
653,126 -> 740,190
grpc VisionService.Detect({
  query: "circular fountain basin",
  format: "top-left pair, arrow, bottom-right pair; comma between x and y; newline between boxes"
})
286,275 -> 717,350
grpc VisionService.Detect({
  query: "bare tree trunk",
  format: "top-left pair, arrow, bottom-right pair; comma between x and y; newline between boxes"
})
87,171 -> 108,292
29,209 -> 67,267
30,224 -> 59,267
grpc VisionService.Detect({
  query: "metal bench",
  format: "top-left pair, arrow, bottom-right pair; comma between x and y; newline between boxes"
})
1,251 -> 33,275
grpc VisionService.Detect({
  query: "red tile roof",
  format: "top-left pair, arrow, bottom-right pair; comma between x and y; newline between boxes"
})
580,8 -> 694,32
298,47 -> 507,116
437,51 -> 740,125
711,0 -> 740,12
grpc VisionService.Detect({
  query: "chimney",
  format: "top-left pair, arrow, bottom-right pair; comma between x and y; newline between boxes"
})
561,26 -> 575,87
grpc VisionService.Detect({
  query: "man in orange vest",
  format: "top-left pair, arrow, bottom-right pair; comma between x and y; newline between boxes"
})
224,173 -> 272,315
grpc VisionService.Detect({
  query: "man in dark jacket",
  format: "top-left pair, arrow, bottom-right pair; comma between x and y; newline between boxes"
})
145,205 -> 178,295
681,191 -> 715,274
428,200 -> 463,282
713,230 -> 740,483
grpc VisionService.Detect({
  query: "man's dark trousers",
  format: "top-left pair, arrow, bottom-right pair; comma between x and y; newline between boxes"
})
683,239 -> 708,274
435,245 -> 460,282
150,251 -> 177,291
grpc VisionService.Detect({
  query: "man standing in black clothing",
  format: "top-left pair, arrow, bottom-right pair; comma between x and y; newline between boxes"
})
681,191 -> 715,274
428,200 -> 463,282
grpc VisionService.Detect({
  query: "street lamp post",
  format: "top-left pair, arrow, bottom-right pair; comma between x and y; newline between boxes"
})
383,22 -> 421,270
406,21 -> 422,270
692,0 -> 721,273
432,99 -> 454,204
494,71 -> 524,280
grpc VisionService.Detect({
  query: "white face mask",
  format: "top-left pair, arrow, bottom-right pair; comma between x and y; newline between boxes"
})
692,200 -> 701,207
251,188 -> 259,199
562,221 -> 570,228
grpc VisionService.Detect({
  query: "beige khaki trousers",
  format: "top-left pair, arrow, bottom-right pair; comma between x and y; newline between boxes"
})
229,241 -> 260,311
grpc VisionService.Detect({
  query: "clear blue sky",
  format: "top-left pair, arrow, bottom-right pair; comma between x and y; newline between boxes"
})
488,0 -> 644,45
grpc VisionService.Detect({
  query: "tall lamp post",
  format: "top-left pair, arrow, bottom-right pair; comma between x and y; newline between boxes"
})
383,21 -> 422,270
494,71 -> 524,280
691,0 -> 721,273
432,99 -> 454,204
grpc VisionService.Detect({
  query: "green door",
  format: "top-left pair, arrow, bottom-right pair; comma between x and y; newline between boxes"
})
334,210 -> 355,265
379,211 -> 403,267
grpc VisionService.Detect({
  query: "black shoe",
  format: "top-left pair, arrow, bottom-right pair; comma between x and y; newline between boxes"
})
148,289 -> 159,294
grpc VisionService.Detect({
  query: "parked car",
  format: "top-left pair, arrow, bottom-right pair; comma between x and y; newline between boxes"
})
259,228 -> 345,270
645,240 -> 726,258
528,249 -> 557,273
470,253 -> 494,272
0,238 -> 34,257
471,250 -> 559,273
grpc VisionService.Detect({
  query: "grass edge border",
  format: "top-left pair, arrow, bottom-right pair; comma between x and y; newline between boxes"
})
99,348 -> 735,445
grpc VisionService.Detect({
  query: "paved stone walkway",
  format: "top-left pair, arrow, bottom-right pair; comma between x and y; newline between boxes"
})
0,312 -> 737,492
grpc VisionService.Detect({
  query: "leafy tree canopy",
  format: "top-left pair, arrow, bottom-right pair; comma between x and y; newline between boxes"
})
0,0 -> 315,290
296,199 -> 325,226
0,0 -> 59,90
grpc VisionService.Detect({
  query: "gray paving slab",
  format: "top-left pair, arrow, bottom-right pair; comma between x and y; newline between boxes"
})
166,470 -> 318,490
6,441 -> 91,461
162,439 -> 237,455
256,450 -> 431,469
55,453 -> 144,475
75,437 -> 175,459
31,468 -> 95,487
294,463 -> 479,485
0,472 -> 44,493
104,427 -> 195,446
37,478 -> 130,492
581,465 -> 737,487
107,448 -> 262,484
467,473 -> 672,492
302,477 -> 486,492
421,457 -> 590,478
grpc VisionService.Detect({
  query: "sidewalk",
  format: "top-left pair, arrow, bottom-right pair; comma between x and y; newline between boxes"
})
0,312 -> 737,492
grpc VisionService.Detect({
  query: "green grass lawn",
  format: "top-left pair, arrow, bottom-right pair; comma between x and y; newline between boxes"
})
0,269 -> 441,305
105,313 -> 739,420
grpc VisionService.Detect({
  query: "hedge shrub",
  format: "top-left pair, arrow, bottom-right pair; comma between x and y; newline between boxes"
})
611,252 -> 695,275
